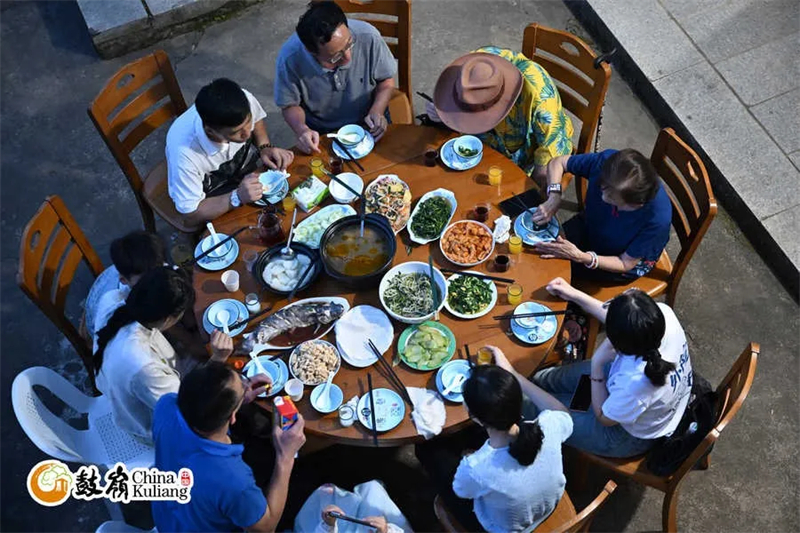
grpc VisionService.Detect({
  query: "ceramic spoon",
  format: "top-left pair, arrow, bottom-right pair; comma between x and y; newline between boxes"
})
319,371 -> 335,410
206,222 -> 225,258
443,374 -> 466,396
326,132 -> 361,144
281,208 -> 298,259
216,309 -> 231,335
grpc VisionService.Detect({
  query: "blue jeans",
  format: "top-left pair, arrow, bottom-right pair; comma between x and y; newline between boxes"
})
529,361 -> 656,458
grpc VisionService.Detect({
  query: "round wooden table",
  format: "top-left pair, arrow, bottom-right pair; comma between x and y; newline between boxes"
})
193,124 -> 571,447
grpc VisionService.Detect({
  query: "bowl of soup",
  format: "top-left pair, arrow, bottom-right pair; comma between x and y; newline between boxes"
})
319,213 -> 397,287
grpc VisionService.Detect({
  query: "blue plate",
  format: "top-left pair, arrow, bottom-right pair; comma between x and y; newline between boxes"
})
202,299 -> 249,337
510,302 -> 559,345
332,131 -> 375,160
194,235 -> 240,271
439,138 -> 483,171
243,356 -> 288,398
513,208 -> 560,246
436,359 -> 472,403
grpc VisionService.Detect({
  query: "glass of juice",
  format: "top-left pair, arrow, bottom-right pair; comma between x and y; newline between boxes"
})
508,235 -> 523,255
310,157 -> 325,178
477,347 -> 493,365
488,166 -> 503,186
507,283 -> 523,305
282,194 -> 297,213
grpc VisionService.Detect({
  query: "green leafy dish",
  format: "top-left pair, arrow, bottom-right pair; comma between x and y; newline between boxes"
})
410,196 -> 453,240
398,321 -> 456,370
444,271 -> 498,319
456,146 -> 479,157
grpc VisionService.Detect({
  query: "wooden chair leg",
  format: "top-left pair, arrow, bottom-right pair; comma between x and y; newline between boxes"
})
697,453 -> 710,470
573,453 -> 589,491
662,488 -> 679,533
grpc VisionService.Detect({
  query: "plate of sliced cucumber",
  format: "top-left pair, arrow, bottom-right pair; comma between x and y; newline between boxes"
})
397,321 -> 456,371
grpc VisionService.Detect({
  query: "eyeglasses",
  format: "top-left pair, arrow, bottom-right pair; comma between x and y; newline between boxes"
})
326,36 -> 356,65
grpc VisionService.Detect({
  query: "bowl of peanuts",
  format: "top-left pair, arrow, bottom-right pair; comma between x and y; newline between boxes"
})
289,339 -> 342,386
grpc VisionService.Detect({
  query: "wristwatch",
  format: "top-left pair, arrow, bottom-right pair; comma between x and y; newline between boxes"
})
230,190 -> 242,208
547,183 -> 563,197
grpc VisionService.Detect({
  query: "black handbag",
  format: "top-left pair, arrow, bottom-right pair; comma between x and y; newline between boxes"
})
203,138 -> 261,197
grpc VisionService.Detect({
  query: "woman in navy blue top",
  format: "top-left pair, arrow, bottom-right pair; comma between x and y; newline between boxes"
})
532,149 -> 672,280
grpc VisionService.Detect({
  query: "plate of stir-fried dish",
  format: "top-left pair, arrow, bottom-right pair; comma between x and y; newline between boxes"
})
364,174 -> 412,233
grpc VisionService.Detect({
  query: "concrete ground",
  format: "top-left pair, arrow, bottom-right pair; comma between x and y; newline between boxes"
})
1,1 -> 797,532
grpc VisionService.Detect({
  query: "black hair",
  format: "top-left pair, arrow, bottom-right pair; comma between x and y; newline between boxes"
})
296,1 -> 348,53
178,361 -> 241,434
195,78 -> 251,130
599,149 -> 660,205
605,290 -> 675,386
109,231 -> 165,280
93,267 -> 192,375
462,365 -> 544,466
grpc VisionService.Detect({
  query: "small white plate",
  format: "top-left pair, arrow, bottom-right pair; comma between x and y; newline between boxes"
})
436,359 -> 472,403
243,356 -> 288,398
443,271 -> 498,319
513,208 -> 561,246
510,302 -> 559,345
332,131 -> 375,160
439,138 -> 483,171
194,235 -> 239,271
357,388 -> 405,432
203,299 -> 248,337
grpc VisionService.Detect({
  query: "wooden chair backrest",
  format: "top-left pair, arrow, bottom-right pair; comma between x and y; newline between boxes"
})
17,196 -> 104,393
332,0 -> 412,109
669,343 -> 758,486
558,480 -> 617,533
87,50 -> 187,232
522,23 -> 611,156
650,128 -> 718,304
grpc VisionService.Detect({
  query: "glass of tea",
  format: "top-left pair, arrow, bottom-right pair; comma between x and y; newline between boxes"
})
473,204 -> 489,222
330,156 -> 343,175
477,347 -> 493,365
494,254 -> 510,272
424,149 -> 438,167
257,206 -> 285,246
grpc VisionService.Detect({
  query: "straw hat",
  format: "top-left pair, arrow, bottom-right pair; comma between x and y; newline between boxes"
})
433,52 -> 523,134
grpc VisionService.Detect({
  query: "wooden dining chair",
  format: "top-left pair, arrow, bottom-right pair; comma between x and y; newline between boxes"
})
88,50 -> 197,234
522,23 -> 612,207
17,196 -> 105,393
434,480 -> 617,533
330,0 -> 414,123
573,342 -> 759,533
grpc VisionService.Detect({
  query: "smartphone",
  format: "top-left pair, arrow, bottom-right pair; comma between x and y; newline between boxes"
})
498,189 -> 545,218
569,374 -> 592,412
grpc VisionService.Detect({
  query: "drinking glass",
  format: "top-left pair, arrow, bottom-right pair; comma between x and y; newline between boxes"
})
494,255 -> 510,272
310,157 -> 325,178
424,150 -> 438,167
507,283 -> 523,305
282,194 -> 297,213
488,166 -> 503,186
473,204 -> 489,222
508,235 -> 523,255
330,156 -> 343,175
477,347 -> 493,365
257,207 -> 285,246
243,249 -> 259,272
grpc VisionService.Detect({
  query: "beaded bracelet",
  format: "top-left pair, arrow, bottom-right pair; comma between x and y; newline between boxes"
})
587,251 -> 599,270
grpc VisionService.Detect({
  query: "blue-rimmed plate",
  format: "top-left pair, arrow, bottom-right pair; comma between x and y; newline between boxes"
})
510,301 -> 559,345
202,299 -> 249,337
439,138 -> 483,171
357,388 -> 405,432
332,131 -> 375,160
513,208 -> 560,246
194,234 -> 240,271
243,355 -> 288,398
436,359 -> 472,403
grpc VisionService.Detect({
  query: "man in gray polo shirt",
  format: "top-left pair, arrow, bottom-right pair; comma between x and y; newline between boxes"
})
274,2 -> 397,154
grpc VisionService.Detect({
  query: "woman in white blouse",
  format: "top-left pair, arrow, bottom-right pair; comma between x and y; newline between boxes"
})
536,277 -> 694,458
93,267 -> 232,446
419,352 -> 573,533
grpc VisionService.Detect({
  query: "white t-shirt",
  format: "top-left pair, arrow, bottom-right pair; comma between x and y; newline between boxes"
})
602,303 -> 693,439
166,89 -> 267,214
452,410 -> 573,533
95,321 -> 180,445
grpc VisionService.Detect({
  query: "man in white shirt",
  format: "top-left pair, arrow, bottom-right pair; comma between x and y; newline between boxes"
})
166,78 -> 294,226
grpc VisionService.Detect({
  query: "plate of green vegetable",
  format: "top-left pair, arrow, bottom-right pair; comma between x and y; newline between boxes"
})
397,321 -> 456,370
407,188 -> 458,244
444,271 -> 498,319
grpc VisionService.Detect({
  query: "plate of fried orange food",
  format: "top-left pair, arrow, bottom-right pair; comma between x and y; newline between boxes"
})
439,220 -> 495,266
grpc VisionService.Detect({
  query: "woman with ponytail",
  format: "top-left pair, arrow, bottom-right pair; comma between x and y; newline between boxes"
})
417,350 -> 572,533
94,267 -> 235,446
535,276 -> 694,458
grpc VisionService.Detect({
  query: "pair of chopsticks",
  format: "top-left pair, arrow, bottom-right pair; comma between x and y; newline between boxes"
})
367,372 -> 379,447
332,137 -> 365,172
492,310 -> 568,320
429,255 -> 439,321
287,259 -> 317,303
184,226 -> 248,266
440,269 -> 514,284
368,339 -> 413,407
463,344 -> 475,368
227,303 -> 273,331
328,511 -> 376,528
322,168 -> 367,237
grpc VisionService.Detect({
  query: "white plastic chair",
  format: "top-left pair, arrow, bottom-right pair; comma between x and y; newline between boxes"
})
95,521 -> 156,533
11,366 -> 154,469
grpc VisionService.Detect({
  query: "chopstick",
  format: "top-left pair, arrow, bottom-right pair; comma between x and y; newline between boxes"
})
416,91 -> 434,103
440,269 -> 514,284
464,344 -> 474,368
287,259 -> 317,302
333,137 -> 365,172
323,169 -> 363,200
367,372 -> 379,447
368,339 -> 413,406
185,226 -> 248,266
228,304 -> 273,331
428,255 -> 439,321
328,512 -> 376,528
493,310 -> 568,320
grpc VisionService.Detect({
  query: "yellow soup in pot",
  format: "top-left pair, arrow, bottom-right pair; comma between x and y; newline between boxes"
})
324,225 -> 390,277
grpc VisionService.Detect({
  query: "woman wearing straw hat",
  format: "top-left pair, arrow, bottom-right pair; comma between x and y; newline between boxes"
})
427,47 -> 573,186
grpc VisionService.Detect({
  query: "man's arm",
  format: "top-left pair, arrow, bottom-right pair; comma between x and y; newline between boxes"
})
282,106 -> 320,155
364,78 -> 394,141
